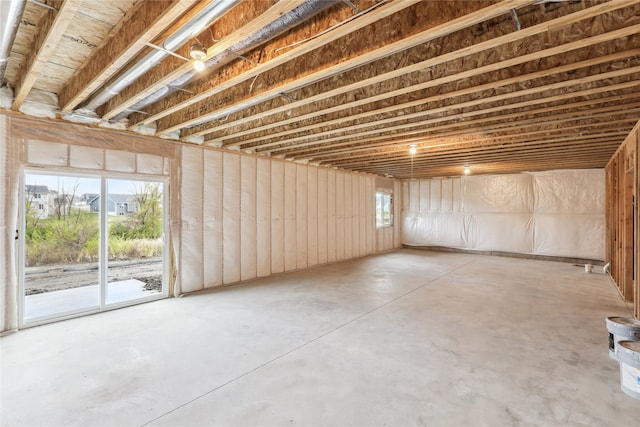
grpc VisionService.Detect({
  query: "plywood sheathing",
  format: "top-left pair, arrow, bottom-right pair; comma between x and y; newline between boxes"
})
162,0 -> 520,137
198,1 -> 603,145
129,0 -> 419,130
135,0 -> 639,179
199,3 -> 639,152
98,0 -> 306,120
11,0 -> 85,110
58,0 -> 201,112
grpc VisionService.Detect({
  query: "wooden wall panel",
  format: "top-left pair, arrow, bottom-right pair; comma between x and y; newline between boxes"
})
606,118 -> 640,318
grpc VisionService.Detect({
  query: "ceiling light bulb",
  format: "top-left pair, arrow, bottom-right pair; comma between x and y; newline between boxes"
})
193,59 -> 206,72
464,166 -> 471,175
189,43 -> 207,60
409,144 -> 417,155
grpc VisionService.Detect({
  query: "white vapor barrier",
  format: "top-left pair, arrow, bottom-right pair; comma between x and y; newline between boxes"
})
344,172 -> 353,260
241,156 -> 257,282
106,150 -> 136,172
317,168 -> 328,265
284,162 -> 297,271
27,140 -> 68,166
296,164 -> 308,270
533,170 -> 604,214
468,214 -> 533,253
70,145 -> 104,169
180,146 -> 204,293
464,173 -> 533,213
203,150 -> 223,288
256,158 -> 271,278
327,169 -> 337,263
271,161 -> 285,274
307,167 -> 318,267
365,175 -> 373,255
533,214 -> 604,259
394,180 -> 402,247
174,147 -> 400,295
1,117 -> 18,332
403,212 -> 467,248
402,170 -> 605,260
223,152 -> 241,284
26,139 -> 171,176
336,172 -> 345,261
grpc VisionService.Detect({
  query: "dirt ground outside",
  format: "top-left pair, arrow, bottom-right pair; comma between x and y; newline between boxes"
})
24,258 -> 163,295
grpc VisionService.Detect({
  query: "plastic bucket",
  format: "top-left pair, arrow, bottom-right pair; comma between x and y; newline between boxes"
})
616,341 -> 640,400
605,317 -> 640,360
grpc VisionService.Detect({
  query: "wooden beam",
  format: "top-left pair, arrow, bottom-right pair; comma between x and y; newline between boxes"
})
58,0 -> 200,112
100,0 -> 314,120
219,27 -> 640,146
327,127 -> 633,168
11,0 -> 84,110
131,0 -> 421,128
283,96 -> 640,159
203,9 -> 640,142
244,57 -> 640,152
332,135 -> 628,169
273,104 -> 640,158
157,0 -> 540,135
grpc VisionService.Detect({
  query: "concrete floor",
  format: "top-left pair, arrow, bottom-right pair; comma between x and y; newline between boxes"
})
24,279 -> 162,321
1,249 -> 639,426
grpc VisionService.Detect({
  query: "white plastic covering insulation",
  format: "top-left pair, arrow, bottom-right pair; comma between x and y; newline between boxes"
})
402,169 -> 605,260
176,147 -> 389,292
19,89 -> 57,119
336,172 -> 345,261
284,162 -> 297,271
344,173 -> 353,260
307,166 -> 318,267
296,164 -> 308,269
180,146 -> 204,293
270,161 -> 285,274
25,139 -> 171,177
203,150 -> 223,287
256,157 -> 271,278
375,176 -> 400,252
241,155 -> 257,281
0,115 -> 18,332
0,86 -> 13,108
223,152 -> 241,284
317,168 -> 328,265
327,169 -> 337,263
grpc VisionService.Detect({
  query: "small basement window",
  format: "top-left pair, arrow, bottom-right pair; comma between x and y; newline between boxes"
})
376,192 -> 393,227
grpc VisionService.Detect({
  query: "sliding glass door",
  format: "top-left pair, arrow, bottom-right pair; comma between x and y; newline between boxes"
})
22,172 -> 167,325
106,179 -> 165,304
23,174 -> 101,320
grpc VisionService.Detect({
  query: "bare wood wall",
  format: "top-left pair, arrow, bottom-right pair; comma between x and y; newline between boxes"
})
606,118 -> 640,319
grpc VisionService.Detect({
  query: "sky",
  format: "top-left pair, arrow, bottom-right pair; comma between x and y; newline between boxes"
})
25,173 -> 162,196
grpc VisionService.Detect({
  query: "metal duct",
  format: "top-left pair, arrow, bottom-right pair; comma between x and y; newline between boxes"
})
0,0 -> 27,86
114,0 -> 341,122
82,0 -> 242,112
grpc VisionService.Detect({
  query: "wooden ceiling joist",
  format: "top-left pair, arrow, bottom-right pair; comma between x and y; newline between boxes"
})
243,57 -> 640,153
200,4 -> 640,144
276,88 -> 640,159
58,0 -> 201,112
11,0 -> 84,110
129,0 -> 423,128
156,0 -> 540,136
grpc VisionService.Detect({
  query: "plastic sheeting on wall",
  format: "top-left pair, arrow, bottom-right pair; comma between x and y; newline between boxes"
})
178,146 -> 385,292
402,170 -> 605,260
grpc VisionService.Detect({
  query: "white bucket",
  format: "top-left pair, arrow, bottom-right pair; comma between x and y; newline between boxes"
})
616,341 -> 640,400
584,264 -> 592,273
605,317 -> 640,360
